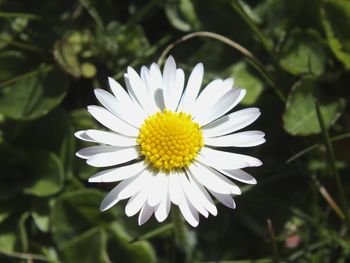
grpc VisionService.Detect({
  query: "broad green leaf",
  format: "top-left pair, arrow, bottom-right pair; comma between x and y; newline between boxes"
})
107,223 -> 156,263
322,0 -> 350,69
0,213 -> 29,253
229,62 -> 264,105
165,0 -> 201,32
0,146 -> 63,199
283,76 -> 345,136
51,189 -> 120,246
0,201 -> 12,224
0,66 -> 69,120
279,29 -> 327,76
59,228 -> 109,263
31,199 -> 52,233
0,51 -> 29,80
23,151 -> 64,197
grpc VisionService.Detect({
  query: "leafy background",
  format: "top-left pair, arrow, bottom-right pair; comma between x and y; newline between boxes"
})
0,0 -> 350,262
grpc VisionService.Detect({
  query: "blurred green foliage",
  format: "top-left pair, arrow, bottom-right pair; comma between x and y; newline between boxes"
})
0,0 -> 350,262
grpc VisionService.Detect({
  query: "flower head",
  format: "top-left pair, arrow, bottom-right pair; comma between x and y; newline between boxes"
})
75,56 -> 265,227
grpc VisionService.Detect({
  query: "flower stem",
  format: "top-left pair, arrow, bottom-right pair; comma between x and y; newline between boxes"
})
171,207 -> 191,262
315,101 -> 349,226
158,31 -> 286,103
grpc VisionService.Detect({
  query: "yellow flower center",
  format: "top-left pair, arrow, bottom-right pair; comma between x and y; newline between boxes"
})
137,110 -> 204,172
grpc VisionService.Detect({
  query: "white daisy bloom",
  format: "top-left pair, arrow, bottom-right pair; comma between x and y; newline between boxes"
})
75,56 -> 265,227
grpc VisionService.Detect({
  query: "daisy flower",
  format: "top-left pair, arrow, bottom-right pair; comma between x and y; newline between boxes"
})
75,56 -> 265,227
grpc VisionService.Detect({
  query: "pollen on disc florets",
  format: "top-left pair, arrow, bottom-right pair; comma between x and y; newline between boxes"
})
137,110 -> 204,171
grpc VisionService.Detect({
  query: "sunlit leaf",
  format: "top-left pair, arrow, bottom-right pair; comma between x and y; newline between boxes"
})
59,228 -> 109,263
107,223 -> 156,263
51,189 -> 120,246
322,0 -> 350,69
279,29 -> 327,76
283,76 -> 345,136
23,151 -> 64,197
0,66 -> 69,120
229,61 -> 264,105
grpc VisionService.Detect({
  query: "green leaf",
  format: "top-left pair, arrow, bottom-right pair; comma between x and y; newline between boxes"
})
31,199 -> 52,233
229,61 -> 264,105
279,29 -> 327,76
322,0 -> 350,69
0,213 -> 29,253
0,51 -> 29,81
23,151 -> 64,197
107,223 -> 156,263
165,0 -> 201,32
0,66 -> 69,120
59,228 -> 109,263
51,189 -> 120,246
0,201 -> 14,224
283,76 -> 345,136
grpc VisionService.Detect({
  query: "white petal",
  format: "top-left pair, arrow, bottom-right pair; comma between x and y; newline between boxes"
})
210,191 -> 236,209
99,175 -> 142,211
117,169 -> 150,200
141,66 -> 153,95
204,131 -> 266,147
76,146 -> 119,159
86,147 -> 140,167
168,172 -> 184,205
216,169 -> 257,184
94,89 -> 144,127
189,79 -> 224,115
125,188 -> 148,217
138,203 -> 154,225
162,56 -> 177,110
186,168 -> 218,216
197,147 -> 262,170
74,131 -> 95,142
179,196 -> 199,227
192,79 -> 233,124
84,129 -> 137,147
203,108 -> 261,138
174,68 -> 185,111
179,174 -> 208,218
150,63 -> 165,110
198,88 -> 246,126
155,176 -> 171,222
88,161 -> 146,183
108,77 -> 147,119
148,173 -> 166,207
188,161 -> 241,195
88,106 -> 139,137
126,67 -> 159,114
178,63 -> 203,112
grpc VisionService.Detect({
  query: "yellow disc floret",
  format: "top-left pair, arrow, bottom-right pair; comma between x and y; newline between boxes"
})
137,110 -> 204,171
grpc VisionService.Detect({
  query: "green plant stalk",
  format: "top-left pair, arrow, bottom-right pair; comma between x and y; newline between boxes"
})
267,219 -> 280,263
230,0 -> 272,55
315,101 -> 349,225
286,132 -> 350,164
158,31 -> 286,103
131,223 -> 173,243
171,207 -> 191,262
